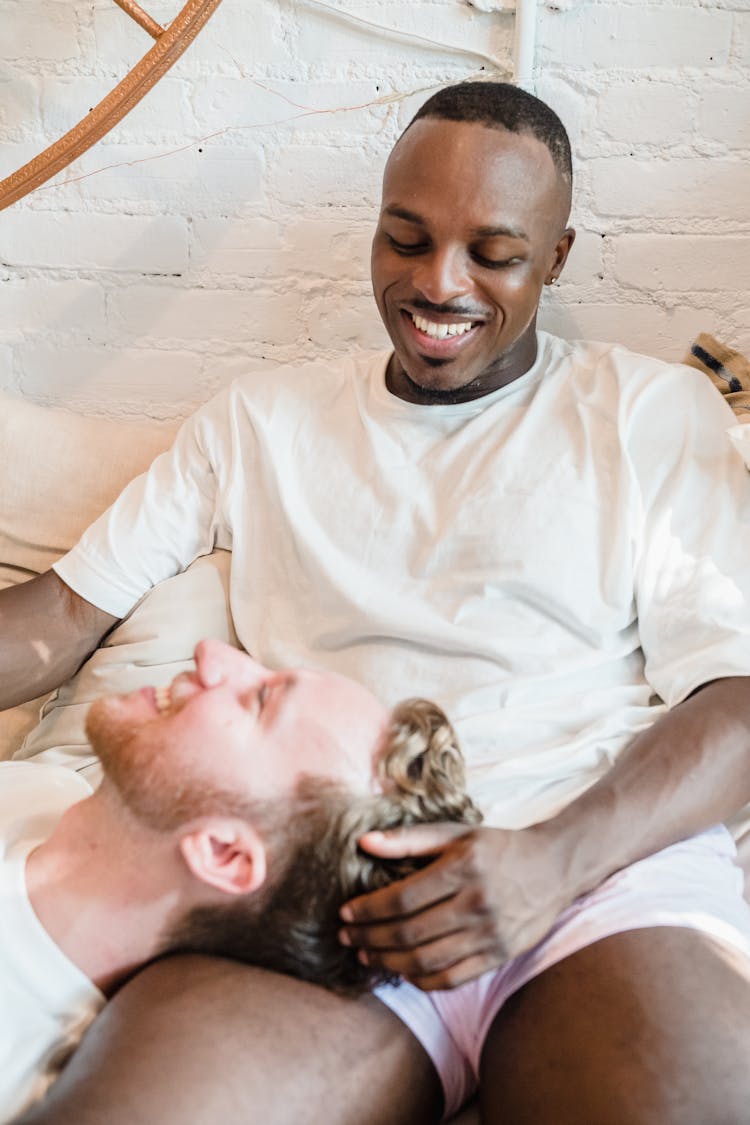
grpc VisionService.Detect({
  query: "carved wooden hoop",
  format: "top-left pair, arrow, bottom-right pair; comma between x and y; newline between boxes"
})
0,0 -> 225,212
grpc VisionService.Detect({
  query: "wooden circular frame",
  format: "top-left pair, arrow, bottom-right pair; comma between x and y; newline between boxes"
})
0,0 -> 225,212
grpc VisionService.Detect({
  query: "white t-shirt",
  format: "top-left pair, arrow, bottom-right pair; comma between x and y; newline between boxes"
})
0,762 -> 102,1123
54,332 -> 750,828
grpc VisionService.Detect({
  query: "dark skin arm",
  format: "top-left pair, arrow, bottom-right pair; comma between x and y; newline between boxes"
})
340,676 -> 750,990
0,570 -> 118,710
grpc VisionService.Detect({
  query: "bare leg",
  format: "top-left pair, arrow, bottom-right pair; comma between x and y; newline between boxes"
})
18,955 -> 444,1125
479,927 -> 750,1125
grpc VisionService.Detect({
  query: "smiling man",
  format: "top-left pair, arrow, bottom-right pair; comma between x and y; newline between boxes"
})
5,81 -> 750,1125
372,101 -> 573,403
1,639 -> 478,1123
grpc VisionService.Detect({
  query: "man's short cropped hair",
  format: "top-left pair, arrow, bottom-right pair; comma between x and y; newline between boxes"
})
164,698 -> 482,995
408,80 -> 573,189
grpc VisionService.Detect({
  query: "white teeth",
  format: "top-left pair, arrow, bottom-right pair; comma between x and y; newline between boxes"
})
412,314 -> 475,339
155,684 -> 171,714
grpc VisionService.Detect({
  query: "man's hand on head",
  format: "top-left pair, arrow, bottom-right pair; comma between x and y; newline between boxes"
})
338,822 -> 573,991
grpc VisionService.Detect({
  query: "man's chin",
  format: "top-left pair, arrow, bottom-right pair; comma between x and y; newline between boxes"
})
404,375 -> 470,403
398,358 -> 485,404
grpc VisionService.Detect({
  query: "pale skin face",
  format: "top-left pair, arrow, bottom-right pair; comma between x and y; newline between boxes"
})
86,639 -> 390,820
371,117 -> 576,404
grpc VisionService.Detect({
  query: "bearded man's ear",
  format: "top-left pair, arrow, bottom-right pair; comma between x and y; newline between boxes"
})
179,820 -> 268,896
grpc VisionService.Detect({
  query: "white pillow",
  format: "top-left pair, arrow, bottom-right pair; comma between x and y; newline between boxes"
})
0,390 -> 177,760
0,390 -> 176,588
15,551 -> 237,785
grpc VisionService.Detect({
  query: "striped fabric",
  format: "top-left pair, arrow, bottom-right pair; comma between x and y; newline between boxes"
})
685,333 -> 750,421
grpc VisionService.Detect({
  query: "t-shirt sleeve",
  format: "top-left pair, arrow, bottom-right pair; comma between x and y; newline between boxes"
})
631,365 -> 750,705
52,395 -> 229,619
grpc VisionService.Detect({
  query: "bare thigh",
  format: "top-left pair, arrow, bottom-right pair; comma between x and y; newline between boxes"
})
479,926 -> 750,1125
18,955 -> 444,1125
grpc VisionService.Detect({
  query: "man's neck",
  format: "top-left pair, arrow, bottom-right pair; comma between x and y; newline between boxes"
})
25,785 -> 187,995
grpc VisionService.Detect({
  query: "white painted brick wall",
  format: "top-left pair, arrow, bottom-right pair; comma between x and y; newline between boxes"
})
536,0 -> 750,368
0,212 -> 189,272
0,0 -> 748,420
14,344 -> 207,418
537,4 -> 734,69
591,158 -> 750,222
0,278 -> 105,339
110,283 -> 305,347
614,236 -> 750,293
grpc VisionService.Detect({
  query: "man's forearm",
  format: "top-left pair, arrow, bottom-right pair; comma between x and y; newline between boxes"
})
541,676 -> 750,898
0,570 -> 118,710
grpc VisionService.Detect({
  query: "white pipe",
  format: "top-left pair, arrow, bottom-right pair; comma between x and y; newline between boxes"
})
513,0 -> 538,90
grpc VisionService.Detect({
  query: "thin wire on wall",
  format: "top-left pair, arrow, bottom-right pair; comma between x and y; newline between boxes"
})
300,0 -> 508,74
48,0 -> 514,193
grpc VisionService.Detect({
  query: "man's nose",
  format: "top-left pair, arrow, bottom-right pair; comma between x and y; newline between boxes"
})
411,246 -> 470,305
194,638 -> 269,688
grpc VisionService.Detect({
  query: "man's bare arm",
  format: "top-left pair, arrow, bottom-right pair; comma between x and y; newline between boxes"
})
0,570 -> 119,710
341,676 -> 750,988
547,673 -> 750,887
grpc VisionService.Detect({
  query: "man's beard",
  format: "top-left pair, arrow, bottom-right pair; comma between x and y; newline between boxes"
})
401,365 -> 473,404
86,698 -> 273,834
85,701 -> 181,831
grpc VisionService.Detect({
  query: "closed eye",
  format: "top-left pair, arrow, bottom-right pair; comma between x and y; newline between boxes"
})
387,235 -> 428,255
472,252 -> 522,270
240,681 -> 271,717
256,675 -> 296,726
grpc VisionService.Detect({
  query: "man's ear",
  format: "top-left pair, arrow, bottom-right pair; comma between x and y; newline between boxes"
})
179,819 -> 268,897
545,226 -> 576,285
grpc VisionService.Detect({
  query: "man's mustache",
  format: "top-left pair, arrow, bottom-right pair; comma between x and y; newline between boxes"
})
410,299 -> 486,319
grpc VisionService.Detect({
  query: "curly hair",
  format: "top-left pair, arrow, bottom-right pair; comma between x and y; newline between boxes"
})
164,698 -> 481,995
407,80 -> 572,190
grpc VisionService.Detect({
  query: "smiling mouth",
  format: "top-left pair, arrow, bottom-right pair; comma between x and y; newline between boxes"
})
410,312 -> 477,339
402,309 -> 483,352
154,684 -> 172,714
